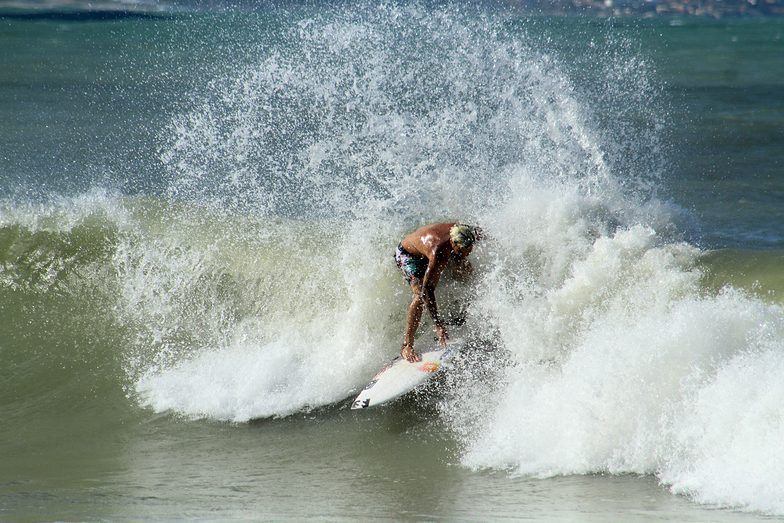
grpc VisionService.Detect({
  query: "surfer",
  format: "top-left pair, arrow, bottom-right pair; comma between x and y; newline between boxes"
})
394,222 -> 479,362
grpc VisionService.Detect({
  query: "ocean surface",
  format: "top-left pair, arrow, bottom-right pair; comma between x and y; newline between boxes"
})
2,2 -> 784,521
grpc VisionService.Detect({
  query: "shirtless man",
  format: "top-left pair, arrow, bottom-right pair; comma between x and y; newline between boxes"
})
394,222 -> 478,362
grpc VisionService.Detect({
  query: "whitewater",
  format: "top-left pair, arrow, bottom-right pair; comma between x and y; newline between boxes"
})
2,3 -> 784,520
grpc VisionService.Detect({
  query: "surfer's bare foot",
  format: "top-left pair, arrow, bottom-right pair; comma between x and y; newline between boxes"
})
401,344 -> 421,362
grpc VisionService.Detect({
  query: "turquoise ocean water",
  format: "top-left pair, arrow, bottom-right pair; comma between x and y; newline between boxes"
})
2,3 -> 784,521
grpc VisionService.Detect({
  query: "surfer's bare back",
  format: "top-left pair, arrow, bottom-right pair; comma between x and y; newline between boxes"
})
394,222 -> 479,362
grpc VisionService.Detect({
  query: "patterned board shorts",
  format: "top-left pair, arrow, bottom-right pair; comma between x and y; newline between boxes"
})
394,243 -> 428,284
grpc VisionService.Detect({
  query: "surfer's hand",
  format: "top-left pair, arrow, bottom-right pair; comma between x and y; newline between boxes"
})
436,324 -> 449,348
401,344 -> 421,363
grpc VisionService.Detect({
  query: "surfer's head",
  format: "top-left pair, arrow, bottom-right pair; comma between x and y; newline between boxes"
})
450,223 -> 476,256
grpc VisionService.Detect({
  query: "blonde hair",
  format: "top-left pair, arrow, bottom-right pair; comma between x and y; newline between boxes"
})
450,223 -> 476,249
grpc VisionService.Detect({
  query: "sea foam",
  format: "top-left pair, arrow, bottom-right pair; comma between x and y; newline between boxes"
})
122,4 -> 784,515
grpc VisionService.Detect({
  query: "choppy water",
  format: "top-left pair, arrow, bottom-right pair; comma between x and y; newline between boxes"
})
2,3 -> 784,521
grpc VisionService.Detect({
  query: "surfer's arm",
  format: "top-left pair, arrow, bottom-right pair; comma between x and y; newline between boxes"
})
423,294 -> 448,349
420,257 -> 449,348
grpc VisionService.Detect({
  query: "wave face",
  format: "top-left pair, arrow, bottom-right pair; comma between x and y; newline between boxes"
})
3,4 -> 784,516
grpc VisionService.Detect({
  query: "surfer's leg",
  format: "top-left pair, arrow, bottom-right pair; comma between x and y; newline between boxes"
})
402,279 -> 424,362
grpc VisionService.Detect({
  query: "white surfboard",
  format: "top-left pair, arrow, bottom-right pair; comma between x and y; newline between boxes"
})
351,348 -> 454,409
